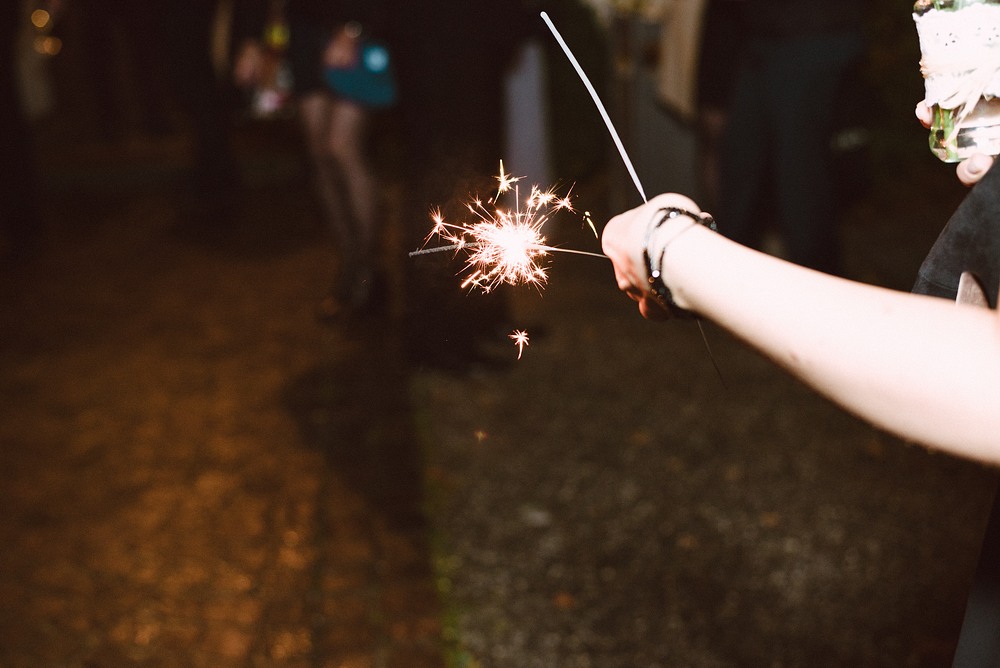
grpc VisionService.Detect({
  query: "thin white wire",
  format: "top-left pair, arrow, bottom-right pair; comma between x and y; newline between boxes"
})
540,11 -> 647,203
543,12 -> 724,383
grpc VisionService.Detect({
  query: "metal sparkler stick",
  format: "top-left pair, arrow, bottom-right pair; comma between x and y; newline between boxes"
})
407,244 -> 468,257
541,11 -> 725,382
540,11 -> 647,204
408,243 -> 605,259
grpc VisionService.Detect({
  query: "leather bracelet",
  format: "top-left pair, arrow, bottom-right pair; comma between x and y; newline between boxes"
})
642,206 -> 716,315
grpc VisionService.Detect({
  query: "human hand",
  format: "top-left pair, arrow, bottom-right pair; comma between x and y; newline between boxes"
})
324,23 -> 361,69
233,40 -> 265,87
915,101 -> 995,185
601,193 -> 703,320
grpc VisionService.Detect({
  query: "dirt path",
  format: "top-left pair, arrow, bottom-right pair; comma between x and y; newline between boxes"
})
0,184 -> 442,666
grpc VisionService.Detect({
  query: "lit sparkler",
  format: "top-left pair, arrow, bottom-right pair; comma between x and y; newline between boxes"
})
408,12 -> 653,362
410,163 -> 603,294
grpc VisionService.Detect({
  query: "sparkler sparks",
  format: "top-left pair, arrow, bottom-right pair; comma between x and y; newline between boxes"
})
496,159 -> 520,194
413,163 -> 601,294
509,329 -> 530,359
410,163 -> 606,360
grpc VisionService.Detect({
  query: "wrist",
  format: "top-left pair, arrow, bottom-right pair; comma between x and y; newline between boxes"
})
642,206 -> 716,315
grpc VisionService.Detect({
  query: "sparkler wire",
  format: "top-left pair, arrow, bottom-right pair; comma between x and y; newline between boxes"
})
408,244 -> 469,257
408,243 -> 605,259
541,11 -> 725,385
540,11 -> 647,204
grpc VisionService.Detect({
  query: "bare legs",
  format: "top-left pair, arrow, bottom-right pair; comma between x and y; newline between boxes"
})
298,91 -> 378,310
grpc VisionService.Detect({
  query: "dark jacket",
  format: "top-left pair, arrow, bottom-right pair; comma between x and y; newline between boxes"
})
914,160 -> 1000,308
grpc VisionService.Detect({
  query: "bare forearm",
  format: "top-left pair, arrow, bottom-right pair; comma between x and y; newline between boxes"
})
663,224 -> 1000,461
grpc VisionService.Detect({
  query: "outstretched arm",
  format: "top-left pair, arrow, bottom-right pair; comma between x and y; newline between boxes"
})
602,193 -> 1000,462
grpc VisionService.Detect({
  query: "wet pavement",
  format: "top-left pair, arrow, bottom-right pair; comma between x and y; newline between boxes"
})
2,118 -> 1000,668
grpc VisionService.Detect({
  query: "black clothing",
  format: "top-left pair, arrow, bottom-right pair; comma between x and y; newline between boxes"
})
912,161 -> 1000,668
913,161 -> 1000,307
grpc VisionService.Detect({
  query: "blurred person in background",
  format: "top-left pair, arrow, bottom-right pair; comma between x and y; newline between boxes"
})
233,0 -> 389,321
716,0 -> 865,275
693,0 -> 745,210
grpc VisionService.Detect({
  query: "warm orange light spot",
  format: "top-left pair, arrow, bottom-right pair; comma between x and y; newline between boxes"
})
30,9 -> 50,29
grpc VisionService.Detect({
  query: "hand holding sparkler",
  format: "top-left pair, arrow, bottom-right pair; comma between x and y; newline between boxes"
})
408,12 -> 701,359
535,10 -> 1000,458
602,193 -> 715,321
602,187 -> 1000,460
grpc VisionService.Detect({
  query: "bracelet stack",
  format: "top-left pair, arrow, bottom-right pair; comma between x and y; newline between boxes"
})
642,206 -> 716,315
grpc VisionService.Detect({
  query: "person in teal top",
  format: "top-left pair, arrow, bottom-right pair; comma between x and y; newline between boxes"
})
235,0 -> 391,320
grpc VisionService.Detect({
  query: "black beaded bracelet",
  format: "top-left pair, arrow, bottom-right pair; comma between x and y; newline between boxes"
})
642,206 -> 716,315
